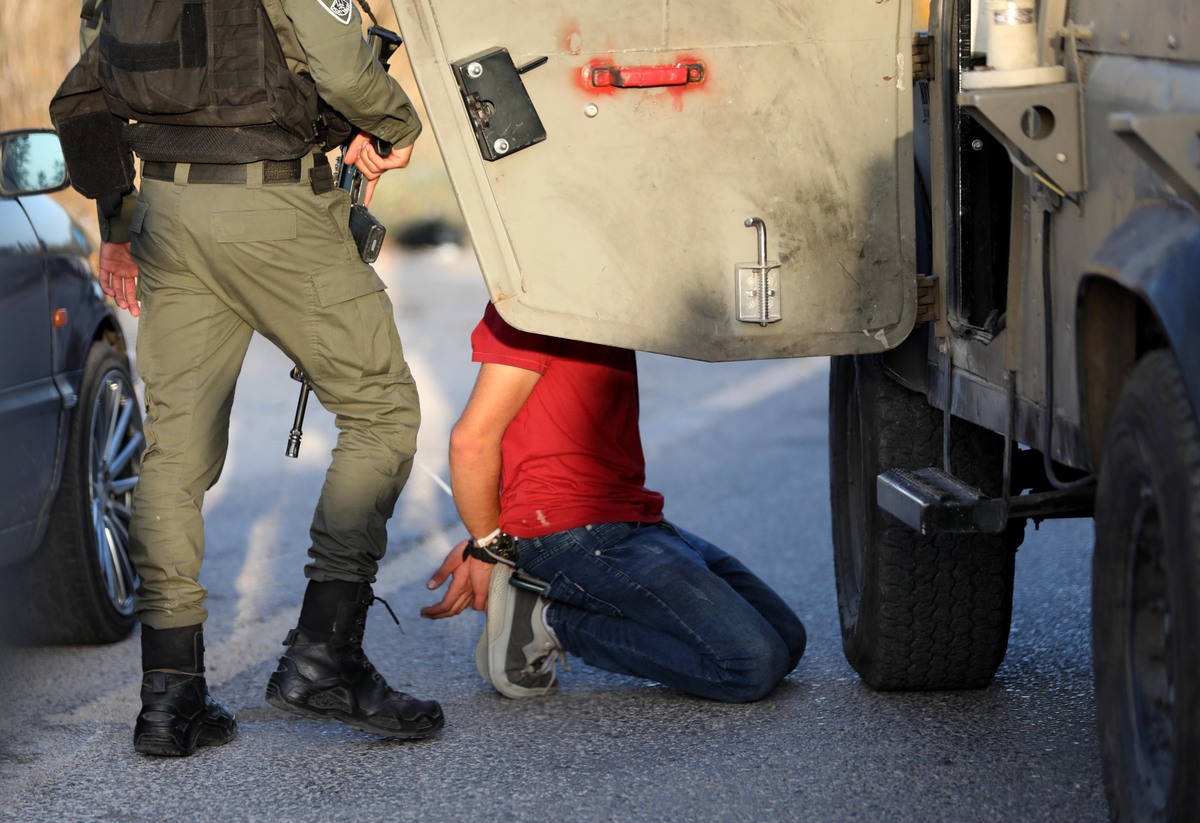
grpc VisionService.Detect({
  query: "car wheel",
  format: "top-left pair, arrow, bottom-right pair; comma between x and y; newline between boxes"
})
4,342 -> 143,644
1093,349 -> 1200,822
829,354 -> 1021,690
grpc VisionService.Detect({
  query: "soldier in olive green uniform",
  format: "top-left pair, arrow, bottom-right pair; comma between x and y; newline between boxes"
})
58,0 -> 443,755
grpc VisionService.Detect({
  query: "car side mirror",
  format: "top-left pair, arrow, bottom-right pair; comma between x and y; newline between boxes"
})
0,129 -> 70,197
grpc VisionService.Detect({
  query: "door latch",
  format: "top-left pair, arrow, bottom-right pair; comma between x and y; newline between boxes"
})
736,217 -> 781,325
452,48 -> 547,162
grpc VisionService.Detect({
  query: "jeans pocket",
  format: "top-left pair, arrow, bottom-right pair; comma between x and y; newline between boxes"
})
545,569 -> 625,619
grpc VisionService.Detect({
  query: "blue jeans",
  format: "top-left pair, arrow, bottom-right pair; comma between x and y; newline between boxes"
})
516,521 -> 806,703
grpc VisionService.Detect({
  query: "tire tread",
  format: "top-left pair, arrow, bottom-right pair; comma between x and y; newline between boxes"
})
831,354 -> 1018,691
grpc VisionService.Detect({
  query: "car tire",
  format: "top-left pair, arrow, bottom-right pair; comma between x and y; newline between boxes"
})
829,354 -> 1021,690
3,342 -> 143,644
1093,349 -> 1200,822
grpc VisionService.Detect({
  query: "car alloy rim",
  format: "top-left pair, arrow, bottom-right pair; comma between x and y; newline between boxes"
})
89,369 -> 143,616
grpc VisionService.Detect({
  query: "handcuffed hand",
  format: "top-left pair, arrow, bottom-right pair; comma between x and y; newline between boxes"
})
98,241 -> 141,317
420,539 -> 494,619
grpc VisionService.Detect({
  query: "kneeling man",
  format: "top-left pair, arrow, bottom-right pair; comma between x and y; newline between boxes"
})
422,304 -> 806,702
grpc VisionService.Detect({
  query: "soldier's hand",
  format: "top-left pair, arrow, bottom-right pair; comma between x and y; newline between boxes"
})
98,241 -> 141,317
420,540 -> 493,619
344,133 -> 415,207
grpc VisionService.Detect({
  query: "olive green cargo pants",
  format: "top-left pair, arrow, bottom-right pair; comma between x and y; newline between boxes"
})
128,155 -> 419,630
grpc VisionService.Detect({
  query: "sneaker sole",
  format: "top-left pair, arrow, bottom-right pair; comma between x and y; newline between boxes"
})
483,564 -> 557,699
476,563 -> 513,688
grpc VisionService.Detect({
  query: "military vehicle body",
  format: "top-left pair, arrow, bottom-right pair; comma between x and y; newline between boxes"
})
388,0 -> 1200,818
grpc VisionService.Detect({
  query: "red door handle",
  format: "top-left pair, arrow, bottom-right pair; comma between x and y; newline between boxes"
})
590,62 -> 705,88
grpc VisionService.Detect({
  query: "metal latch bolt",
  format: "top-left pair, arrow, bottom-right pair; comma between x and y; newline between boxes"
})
736,217 -> 781,326
452,48 -> 548,162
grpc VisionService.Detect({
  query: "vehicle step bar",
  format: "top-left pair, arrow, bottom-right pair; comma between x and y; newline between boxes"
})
876,467 -> 1095,535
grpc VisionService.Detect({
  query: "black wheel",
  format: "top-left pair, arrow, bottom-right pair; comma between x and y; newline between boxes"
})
3,342 -> 143,644
1093,350 -> 1200,822
829,354 -> 1021,690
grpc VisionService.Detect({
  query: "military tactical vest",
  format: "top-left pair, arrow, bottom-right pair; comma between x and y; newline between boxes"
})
95,0 -> 321,161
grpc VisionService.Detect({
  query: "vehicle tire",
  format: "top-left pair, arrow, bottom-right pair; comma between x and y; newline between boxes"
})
1093,349 -> 1200,823
829,354 -> 1021,690
3,342 -> 143,644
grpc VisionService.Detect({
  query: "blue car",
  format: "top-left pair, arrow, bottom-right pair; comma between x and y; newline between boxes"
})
0,128 -> 142,644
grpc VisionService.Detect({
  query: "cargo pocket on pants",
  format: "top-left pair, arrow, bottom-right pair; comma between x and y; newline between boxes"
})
212,208 -> 297,243
307,262 -> 398,382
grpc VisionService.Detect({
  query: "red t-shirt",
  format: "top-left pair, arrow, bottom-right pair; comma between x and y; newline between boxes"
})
471,304 -> 665,538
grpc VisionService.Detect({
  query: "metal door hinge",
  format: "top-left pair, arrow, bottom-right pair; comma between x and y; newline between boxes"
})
915,275 -> 939,325
912,32 -> 932,83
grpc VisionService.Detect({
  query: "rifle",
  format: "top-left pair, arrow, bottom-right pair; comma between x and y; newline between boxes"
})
338,25 -> 405,265
285,22 -> 403,458
285,366 -> 311,459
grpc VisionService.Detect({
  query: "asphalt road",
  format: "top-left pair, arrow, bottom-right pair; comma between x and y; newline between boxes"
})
0,244 -> 1108,822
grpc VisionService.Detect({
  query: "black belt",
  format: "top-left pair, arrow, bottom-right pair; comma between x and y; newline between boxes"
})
142,155 -> 335,193
143,157 -> 308,185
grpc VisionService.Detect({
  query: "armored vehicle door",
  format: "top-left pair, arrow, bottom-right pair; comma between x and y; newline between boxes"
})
392,0 -> 917,360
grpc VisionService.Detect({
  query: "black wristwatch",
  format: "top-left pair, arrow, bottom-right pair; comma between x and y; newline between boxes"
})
462,531 -> 519,564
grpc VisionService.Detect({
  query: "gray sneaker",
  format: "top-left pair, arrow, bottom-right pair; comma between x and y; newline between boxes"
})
477,563 -> 563,698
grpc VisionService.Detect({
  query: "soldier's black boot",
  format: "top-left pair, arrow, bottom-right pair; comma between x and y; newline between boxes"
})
134,625 -> 238,757
265,581 -> 444,739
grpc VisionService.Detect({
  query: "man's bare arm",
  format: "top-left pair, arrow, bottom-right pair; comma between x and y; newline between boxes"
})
421,361 -> 541,618
448,362 -> 540,539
